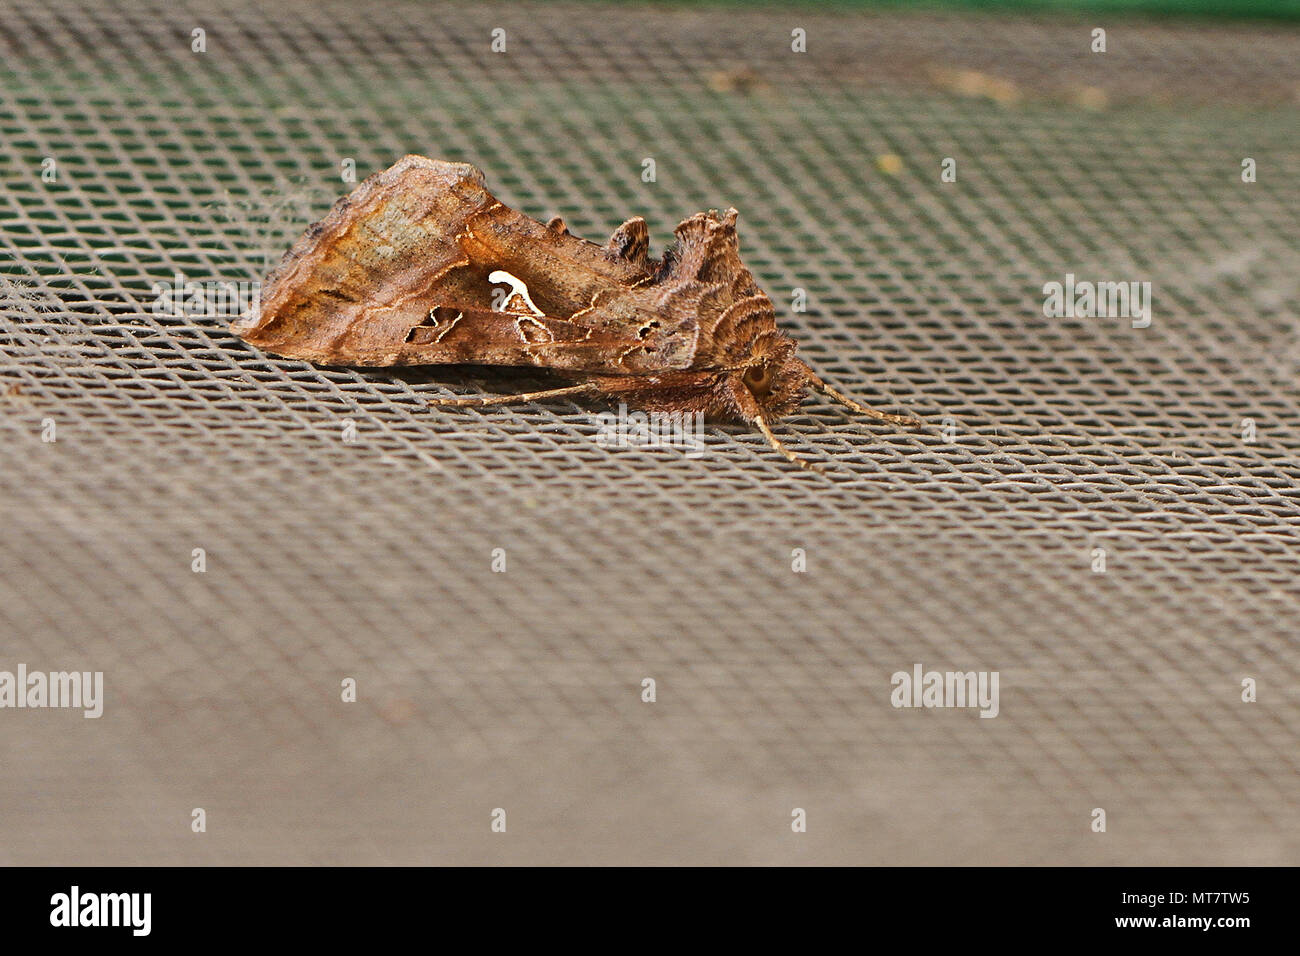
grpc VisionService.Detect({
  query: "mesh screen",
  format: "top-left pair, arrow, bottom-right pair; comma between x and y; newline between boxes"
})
2,0 -> 1298,865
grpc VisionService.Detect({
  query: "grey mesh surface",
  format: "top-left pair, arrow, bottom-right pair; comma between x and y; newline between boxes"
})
2,0 -> 1298,865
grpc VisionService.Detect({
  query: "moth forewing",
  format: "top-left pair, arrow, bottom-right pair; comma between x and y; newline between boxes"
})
232,154 -> 919,470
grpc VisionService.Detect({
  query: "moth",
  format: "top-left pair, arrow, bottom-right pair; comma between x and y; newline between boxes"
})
232,154 -> 918,470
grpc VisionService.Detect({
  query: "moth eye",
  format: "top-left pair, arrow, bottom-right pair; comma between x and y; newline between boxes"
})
743,363 -> 774,396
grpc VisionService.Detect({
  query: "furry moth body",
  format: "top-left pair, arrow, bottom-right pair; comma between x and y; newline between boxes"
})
233,155 -> 918,470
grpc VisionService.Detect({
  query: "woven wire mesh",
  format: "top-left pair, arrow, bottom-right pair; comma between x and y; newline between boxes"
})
1,0 -> 1298,864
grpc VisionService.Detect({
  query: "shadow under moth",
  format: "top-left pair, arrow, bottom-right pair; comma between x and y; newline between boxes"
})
233,154 -> 919,470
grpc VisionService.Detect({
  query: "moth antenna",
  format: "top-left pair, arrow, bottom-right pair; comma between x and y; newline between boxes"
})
753,413 -> 825,474
429,382 -> 599,408
804,368 -> 921,427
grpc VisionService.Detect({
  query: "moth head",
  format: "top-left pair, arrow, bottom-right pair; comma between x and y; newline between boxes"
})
733,333 -> 808,422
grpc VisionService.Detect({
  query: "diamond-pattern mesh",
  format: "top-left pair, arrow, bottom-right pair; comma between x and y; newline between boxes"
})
1,0 -> 1297,864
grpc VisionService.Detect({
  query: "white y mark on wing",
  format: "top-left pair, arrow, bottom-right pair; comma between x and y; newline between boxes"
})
489,269 -> 544,316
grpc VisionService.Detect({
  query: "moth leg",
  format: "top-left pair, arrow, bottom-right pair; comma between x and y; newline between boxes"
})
428,382 -> 599,408
753,413 -> 826,475
804,369 -> 921,427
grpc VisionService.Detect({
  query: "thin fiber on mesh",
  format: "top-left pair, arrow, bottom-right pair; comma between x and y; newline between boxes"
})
1,0 -> 1297,864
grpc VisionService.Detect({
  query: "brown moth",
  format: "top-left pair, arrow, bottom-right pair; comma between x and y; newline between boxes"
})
232,154 -> 918,470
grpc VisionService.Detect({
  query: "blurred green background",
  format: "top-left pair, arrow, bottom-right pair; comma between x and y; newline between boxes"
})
628,0 -> 1300,22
